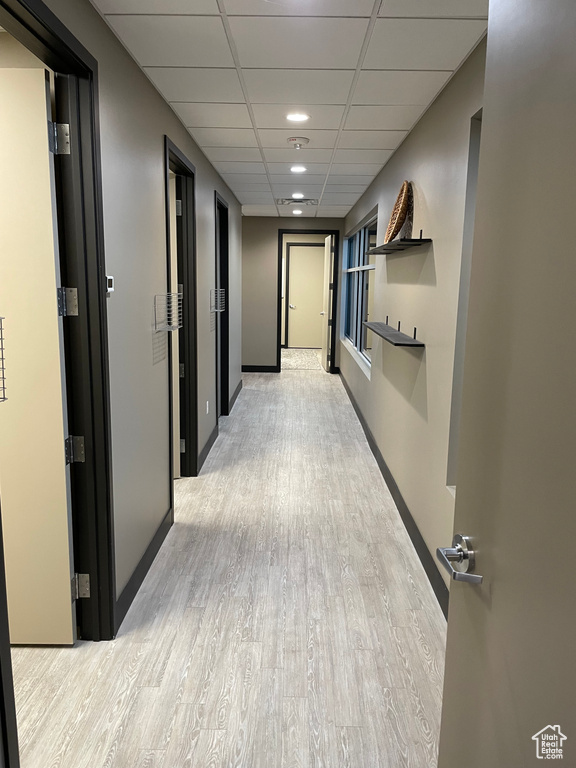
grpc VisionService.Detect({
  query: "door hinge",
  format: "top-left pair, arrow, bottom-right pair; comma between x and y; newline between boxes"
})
65,435 -> 85,464
180,439 -> 185,453
48,121 -> 71,155
57,287 -> 79,317
328,319 -> 333,327
71,573 -> 90,600
179,363 -> 185,378
175,200 -> 182,216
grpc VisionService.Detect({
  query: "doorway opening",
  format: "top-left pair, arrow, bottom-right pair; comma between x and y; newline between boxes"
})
0,10 -> 114,646
277,230 -> 340,373
215,194 -> 230,417
165,138 -> 198,478
446,109 -> 483,489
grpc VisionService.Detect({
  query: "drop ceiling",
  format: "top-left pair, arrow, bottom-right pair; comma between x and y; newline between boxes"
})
89,0 -> 488,218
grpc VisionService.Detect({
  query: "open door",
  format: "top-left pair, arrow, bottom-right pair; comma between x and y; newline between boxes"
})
438,2 -> 575,765
321,235 -> 334,372
0,69 -> 75,644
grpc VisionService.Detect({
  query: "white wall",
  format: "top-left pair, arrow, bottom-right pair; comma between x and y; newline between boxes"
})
341,42 -> 486,585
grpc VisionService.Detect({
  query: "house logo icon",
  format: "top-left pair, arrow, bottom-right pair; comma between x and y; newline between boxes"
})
532,725 -> 567,759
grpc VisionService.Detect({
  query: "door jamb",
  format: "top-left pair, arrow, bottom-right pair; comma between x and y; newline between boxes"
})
0,0 -> 115,642
165,137 -> 198,477
215,193 -> 230,415
277,230 -> 340,372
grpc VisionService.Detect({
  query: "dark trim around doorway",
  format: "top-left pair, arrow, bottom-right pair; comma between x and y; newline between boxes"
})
165,137 -> 198,478
277,230 -> 340,373
0,0 -> 115,642
215,193 -> 230,416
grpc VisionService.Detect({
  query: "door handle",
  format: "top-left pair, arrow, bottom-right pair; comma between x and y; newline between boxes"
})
436,534 -> 483,584
320,311 -> 326,315
289,304 -> 296,309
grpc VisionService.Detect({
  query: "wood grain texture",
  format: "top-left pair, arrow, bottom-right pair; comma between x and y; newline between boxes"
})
12,370 -> 445,767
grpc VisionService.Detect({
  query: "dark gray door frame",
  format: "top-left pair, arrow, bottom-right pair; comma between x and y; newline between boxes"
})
215,193 -> 230,416
0,0 -> 116,641
277,229 -> 340,372
165,138 -> 198,477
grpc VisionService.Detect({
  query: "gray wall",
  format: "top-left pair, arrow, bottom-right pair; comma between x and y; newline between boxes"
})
44,0 -> 242,595
242,218 -> 344,368
341,42 -> 486,585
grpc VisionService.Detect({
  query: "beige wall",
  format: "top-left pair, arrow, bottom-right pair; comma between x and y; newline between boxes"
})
341,42 -> 486,586
242,218 -> 344,367
43,0 -> 242,594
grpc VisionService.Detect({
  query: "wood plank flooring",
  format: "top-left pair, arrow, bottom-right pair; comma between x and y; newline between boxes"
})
11,370 -> 446,768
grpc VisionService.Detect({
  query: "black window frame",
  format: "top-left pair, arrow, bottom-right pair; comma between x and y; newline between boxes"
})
343,217 -> 377,360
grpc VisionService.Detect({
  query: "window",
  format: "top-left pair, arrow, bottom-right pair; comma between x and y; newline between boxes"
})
343,218 -> 377,361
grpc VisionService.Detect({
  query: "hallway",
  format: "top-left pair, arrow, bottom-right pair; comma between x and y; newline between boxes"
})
11,370 -> 446,768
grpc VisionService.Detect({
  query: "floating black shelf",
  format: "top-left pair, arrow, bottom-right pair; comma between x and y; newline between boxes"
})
364,321 -> 425,347
367,238 -> 432,255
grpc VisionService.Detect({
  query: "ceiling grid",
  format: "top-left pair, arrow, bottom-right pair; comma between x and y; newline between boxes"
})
90,0 -> 488,218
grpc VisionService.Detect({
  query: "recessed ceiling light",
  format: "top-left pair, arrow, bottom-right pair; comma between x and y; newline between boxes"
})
292,209 -> 303,215
287,113 -> 310,123
290,165 -> 307,173
292,193 -> 304,199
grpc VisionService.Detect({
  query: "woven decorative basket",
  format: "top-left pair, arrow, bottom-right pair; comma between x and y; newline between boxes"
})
384,181 -> 412,244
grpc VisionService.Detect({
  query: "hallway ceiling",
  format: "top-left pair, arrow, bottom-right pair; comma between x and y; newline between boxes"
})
90,0 -> 487,218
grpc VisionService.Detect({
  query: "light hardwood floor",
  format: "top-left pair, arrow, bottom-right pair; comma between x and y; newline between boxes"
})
11,370 -> 446,768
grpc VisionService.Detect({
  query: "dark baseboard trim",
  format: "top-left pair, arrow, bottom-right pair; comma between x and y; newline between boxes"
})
198,423 -> 219,472
242,364 -> 280,373
340,373 -> 449,618
115,507 -> 173,633
331,366 -> 340,374
229,379 -> 243,411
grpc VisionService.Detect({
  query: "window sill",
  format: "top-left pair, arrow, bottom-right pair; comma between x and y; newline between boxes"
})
342,337 -> 371,381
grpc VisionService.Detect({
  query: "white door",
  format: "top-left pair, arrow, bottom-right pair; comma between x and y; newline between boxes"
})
438,1 -> 575,765
320,235 -> 334,372
0,69 -> 75,644
287,245 -> 324,349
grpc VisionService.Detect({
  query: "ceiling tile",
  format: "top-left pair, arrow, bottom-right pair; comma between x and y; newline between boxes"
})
317,206 -> 351,217
267,162 -> 330,175
189,128 -> 258,147
95,0 -> 218,12
263,149 -> 334,163
278,205 -> 318,217
229,17 -> 369,69
172,102 -> 252,128
345,105 -> 426,130
326,174 -> 375,185
224,0 -> 375,16
258,129 -> 338,149
145,68 -> 244,102
242,205 -> 278,216
269,174 -> 327,185
364,19 -> 486,70
106,15 -> 233,67
252,104 -> 346,130
225,181 -> 272,192
245,70 -> 354,104
353,70 -> 451,105
321,192 -> 362,205
330,163 -> 385,176
333,149 -> 393,164
379,0 -> 489,18
222,173 -> 274,185
323,184 -> 368,194
213,161 -> 267,174
339,130 -> 406,150
237,192 -> 276,204
203,147 -> 263,162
